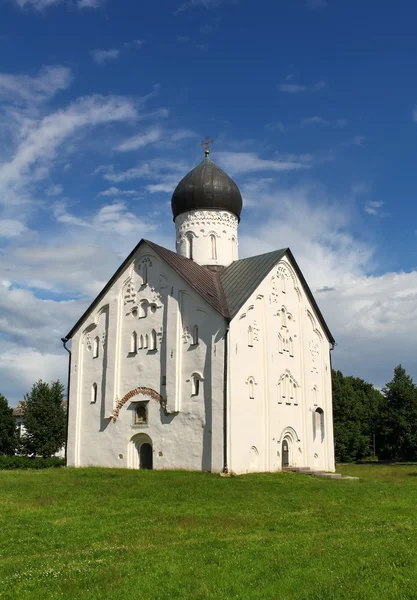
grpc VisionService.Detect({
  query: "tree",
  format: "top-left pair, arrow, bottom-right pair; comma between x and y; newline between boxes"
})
0,394 -> 16,455
21,380 -> 66,458
378,365 -> 417,461
332,370 -> 385,462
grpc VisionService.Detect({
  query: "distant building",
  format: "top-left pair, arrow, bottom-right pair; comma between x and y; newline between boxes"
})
64,148 -> 335,474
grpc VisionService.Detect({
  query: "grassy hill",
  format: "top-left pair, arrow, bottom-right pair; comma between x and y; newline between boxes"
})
1,464 -> 417,599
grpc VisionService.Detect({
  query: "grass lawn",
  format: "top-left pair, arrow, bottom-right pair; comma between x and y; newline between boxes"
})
1,464 -> 417,599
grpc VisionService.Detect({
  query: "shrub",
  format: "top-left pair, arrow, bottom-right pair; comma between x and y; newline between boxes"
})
0,456 -> 65,470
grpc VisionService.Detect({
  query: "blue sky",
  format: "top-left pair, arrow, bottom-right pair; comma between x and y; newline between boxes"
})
1,0 -> 417,404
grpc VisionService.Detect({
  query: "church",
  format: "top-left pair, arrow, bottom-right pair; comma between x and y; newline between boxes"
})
64,146 -> 336,474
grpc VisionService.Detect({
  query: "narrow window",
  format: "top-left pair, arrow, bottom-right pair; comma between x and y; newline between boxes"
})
314,408 -> 325,441
192,374 -> 200,396
289,337 -> 294,357
131,331 -> 138,353
281,308 -> 286,328
248,326 -> 253,347
313,386 -> 318,406
185,234 -> 193,259
277,381 -> 282,403
150,329 -> 157,351
91,382 -> 97,403
284,375 -> 289,402
231,236 -> 237,261
293,383 -> 298,404
278,333 -> 283,354
192,325 -> 199,345
210,234 -> 217,259
139,301 -> 148,319
143,264 -> 148,285
135,404 -> 147,425
281,274 -> 286,294
93,336 -> 99,358
139,335 -> 144,349
249,378 -> 254,399
144,334 -> 149,349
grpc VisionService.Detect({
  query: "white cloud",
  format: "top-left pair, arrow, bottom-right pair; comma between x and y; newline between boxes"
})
91,49 -> 120,65
115,127 -> 163,152
216,152 -> 307,175
77,0 -> 105,7
279,79 -> 327,94
12,0 -> 61,8
0,219 -> 27,238
175,0 -> 223,13
98,187 -> 138,197
301,116 -> 330,127
364,200 -> 384,216
0,65 -> 72,104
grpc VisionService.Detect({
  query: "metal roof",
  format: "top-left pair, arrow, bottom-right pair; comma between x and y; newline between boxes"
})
171,155 -> 242,221
64,241 -> 334,344
220,249 -> 287,318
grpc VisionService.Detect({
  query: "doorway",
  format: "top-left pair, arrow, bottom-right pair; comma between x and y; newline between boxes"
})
139,443 -> 153,470
282,438 -> 290,468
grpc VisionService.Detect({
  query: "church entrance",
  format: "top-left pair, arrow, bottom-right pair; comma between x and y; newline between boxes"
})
139,443 -> 153,470
282,438 -> 290,468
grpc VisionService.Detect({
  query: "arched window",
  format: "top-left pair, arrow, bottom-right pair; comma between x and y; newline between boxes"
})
144,334 -> 149,349
150,329 -> 157,351
91,382 -> 97,403
210,234 -> 217,260
281,308 -> 287,328
192,325 -> 199,345
143,264 -> 148,285
248,326 -> 253,347
191,374 -> 201,396
139,335 -> 144,349
139,301 -> 148,319
93,336 -> 99,358
289,337 -> 294,357
131,331 -> 138,354
313,408 -> 325,441
135,404 -> 147,425
248,378 -> 255,399
185,234 -> 193,259
278,333 -> 283,354
293,383 -> 298,404
231,236 -> 237,261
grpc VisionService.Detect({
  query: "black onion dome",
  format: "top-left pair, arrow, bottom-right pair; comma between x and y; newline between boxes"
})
171,155 -> 243,221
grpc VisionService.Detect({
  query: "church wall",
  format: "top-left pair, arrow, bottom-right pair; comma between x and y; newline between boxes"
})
228,255 -> 335,474
67,243 -> 226,472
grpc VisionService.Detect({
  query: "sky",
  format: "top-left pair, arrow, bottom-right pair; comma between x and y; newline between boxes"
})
1,0 -> 417,405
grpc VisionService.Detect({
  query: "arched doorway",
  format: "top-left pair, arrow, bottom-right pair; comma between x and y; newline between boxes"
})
282,438 -> 290,468
140,443 -> 153,470
128,433 -> 153,469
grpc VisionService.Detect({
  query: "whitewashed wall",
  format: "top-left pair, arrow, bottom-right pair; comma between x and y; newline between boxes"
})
227,256 -> 335,475
67,243 -> 227,472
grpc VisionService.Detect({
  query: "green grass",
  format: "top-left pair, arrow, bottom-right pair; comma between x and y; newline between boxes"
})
1,465 -> 417,599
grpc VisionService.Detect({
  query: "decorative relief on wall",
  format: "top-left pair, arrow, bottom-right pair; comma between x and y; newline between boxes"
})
182,325 -> 191,343
277,370 -> 299,405
123,279 -> 137,305
112,386 -> 169,422
309,339 -> 320,374
85,334 -> 92,352
175,210 -> 238,232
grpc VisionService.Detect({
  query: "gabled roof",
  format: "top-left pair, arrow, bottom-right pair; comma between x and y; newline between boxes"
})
64,240 -> 334,344
220,249 -> 287,319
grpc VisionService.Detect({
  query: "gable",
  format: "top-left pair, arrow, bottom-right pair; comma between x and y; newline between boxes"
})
64,239 -> 229,340
220,248 -> 335,344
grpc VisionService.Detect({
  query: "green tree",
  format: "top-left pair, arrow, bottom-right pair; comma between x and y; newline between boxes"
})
378,365 -> 417,461
332,370 -> 385,463
0,394 -> 16,455
21,380 -> 66,458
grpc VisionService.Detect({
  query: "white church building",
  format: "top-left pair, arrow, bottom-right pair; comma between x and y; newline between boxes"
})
64,148 -> 336,474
